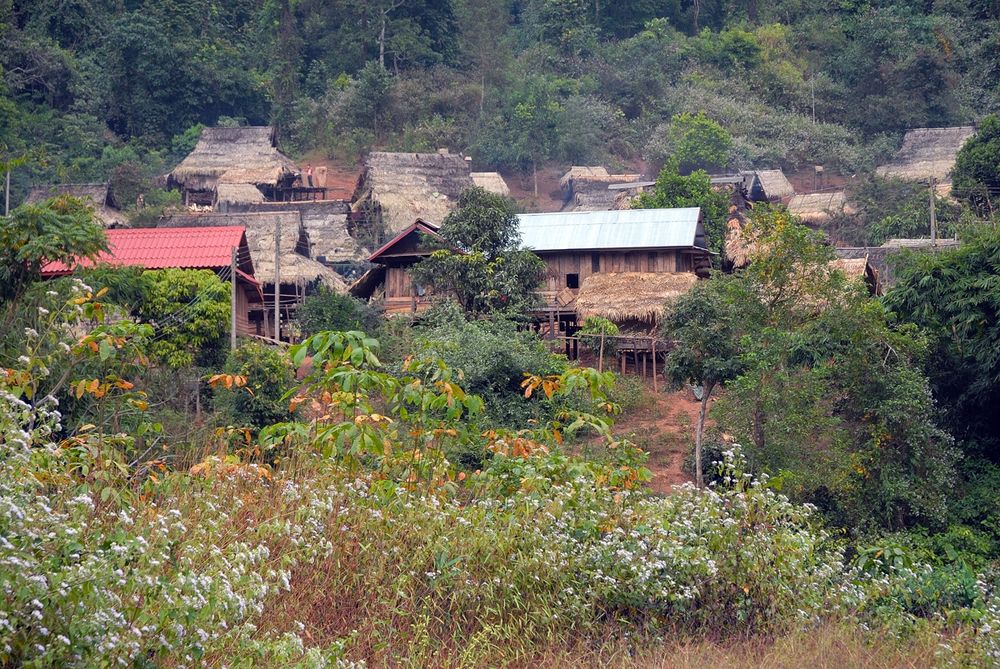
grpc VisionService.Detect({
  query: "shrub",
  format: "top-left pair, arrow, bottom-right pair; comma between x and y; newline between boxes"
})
215,341 -> 296,432
577,316 -> 619,357
295,288 -> 379,338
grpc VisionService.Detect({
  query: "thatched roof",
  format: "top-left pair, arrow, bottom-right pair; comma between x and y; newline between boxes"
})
227,201 -> 365,263
24,183 -> 127,228
876,126 -> 976,183
881,238 -> 961,249
745,169 -> 794,201
168,126 -> 299,191
787,191 -> 852,224
215,183 -> 265,207
470,172 -> 510,197
358,151 -> 473,234
830,256 -> 880,295
158,212 -> 346,291
576,272 -> 698,323
560,166 -> 644,211
835,242 -> 957,288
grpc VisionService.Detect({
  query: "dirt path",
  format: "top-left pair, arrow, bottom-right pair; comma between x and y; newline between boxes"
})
611,383 -> 710,494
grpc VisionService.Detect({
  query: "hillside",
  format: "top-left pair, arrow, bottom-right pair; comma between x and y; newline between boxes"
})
3,1 -> 998,207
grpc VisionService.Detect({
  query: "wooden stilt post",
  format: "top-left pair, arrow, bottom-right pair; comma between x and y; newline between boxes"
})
620,349 -> 626,375
598,334 -> 605,372
230,247 -> 237,351
548,310 -> 555,341
652,339 -> 658,392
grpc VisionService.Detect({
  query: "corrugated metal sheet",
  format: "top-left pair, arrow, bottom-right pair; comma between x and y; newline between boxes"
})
518,207 -> 702,252
42,226 -> 249,275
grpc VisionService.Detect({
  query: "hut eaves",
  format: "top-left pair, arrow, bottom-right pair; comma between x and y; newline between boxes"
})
576,272 -> 698,323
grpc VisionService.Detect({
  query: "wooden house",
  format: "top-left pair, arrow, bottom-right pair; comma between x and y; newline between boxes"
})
23,183 -> 127,228
40,226 -> 263,336
167,126 -> 301,207
518,207 -> 711,332
350,220 -> 444,315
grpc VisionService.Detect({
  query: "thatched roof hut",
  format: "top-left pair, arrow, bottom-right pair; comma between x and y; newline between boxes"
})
830,256 -> 880,295
167,126 -> 299,195
576,272 -> 698,323
787,191 -> 852,225
560,166 -> 644,211
159,212 -> 346,292
24,183 -> 127,227
470,172 -> 510,197
743,169 -> 794,202
876,126 -> 976,183
356,150 -> 473,234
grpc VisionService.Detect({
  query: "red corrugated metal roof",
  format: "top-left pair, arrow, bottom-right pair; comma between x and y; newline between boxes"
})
43,226 -> 252,276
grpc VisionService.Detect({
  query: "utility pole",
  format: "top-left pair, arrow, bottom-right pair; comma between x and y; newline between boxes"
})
811,77 -> 816,124
929,179 -> 938,246
230,247 -> 238,351
274,218 -> 281,342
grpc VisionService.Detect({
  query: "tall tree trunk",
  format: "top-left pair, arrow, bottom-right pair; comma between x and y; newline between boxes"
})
694,381 -> 714,488
379,11 -> 387,68
533,160 -> 538,197
691,0 -> 701,33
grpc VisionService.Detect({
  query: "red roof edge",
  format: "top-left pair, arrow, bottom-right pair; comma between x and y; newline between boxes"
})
368,219 -> 443,263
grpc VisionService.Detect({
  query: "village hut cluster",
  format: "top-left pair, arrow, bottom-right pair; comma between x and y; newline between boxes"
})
25,120 -> 978,356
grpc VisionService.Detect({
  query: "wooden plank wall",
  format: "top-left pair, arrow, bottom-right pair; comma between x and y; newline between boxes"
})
538,250 -> 683,296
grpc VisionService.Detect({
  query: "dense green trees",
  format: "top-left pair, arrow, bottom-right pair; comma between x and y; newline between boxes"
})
0,196 -> 106,318
4,0 -> 996,205
669,209 -> 957,529
633,162 -> 729,257
952,114 -> 1000,218
410,187 -> 544,316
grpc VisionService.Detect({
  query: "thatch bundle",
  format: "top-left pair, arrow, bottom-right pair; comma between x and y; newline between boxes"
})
168,127 -> 299,191
576,272 -> 698,323
24,183 -> 127,228
876,126 -> 976,183
359,151 -> 474,233
724,215 -> 754,268
159,212 -> 346,292
787,191 -> 852,224
470,172 -> 510,197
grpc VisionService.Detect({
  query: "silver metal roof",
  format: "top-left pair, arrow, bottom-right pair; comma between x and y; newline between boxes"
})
518,207 -> 703,252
